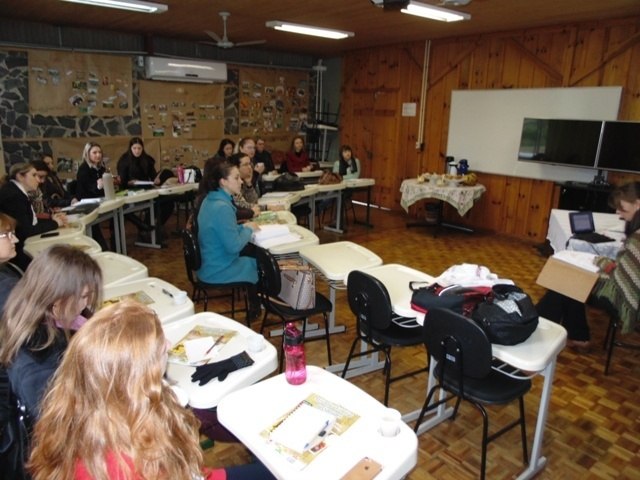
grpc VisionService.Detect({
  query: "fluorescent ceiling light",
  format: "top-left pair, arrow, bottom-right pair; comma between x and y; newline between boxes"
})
60,0 -> 167,14
266,21 -> 354,40
401,1 -> 470,22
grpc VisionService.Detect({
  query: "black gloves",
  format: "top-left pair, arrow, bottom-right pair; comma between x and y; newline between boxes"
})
191,351 -> 255,385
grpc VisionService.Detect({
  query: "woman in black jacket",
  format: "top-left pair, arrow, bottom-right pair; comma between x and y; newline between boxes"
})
0,163 -> 66,270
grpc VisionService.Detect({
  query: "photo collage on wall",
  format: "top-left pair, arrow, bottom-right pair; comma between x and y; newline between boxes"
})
138,80 -> 225,140
28,51 -> 132,117
239,67 -> 310,137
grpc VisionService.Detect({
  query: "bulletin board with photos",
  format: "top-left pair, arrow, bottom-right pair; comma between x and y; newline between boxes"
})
138,80 -> 225,140
28,50 -> 133,117
239,66 -> 310,151
158,139 -> 217,171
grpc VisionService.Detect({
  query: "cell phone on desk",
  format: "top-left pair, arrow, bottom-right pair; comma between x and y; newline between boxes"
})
41,231 -> 60,238
340,457 -> 383,480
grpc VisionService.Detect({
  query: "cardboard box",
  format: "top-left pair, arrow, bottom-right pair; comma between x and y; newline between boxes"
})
536,256 -> 599,302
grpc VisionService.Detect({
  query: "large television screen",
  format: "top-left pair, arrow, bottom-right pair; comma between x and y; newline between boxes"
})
595,121 -> 640,173
517,118 -> 603,169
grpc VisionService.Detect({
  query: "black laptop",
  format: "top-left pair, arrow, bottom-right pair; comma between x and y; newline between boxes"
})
568,211 -> 614,243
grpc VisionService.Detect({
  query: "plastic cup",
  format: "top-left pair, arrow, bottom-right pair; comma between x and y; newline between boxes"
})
379,408 -> 402,437
247,333 -> 265,353
173,290 -> 188,305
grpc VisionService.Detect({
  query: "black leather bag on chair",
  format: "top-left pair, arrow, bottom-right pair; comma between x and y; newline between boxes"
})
0,368 -> 31,480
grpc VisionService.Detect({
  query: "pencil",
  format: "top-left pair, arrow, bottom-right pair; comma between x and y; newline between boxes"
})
205,336 -> 223,355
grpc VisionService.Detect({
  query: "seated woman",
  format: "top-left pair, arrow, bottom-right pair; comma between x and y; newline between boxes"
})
213,138 -> 235,162
75,141 -> 112,250
0,245 -> 102,420
333,145 -> 361,180
117,137 -> 173,241
0,213 -> 20,313
230,153 -> 261,220
280,135 -> 313,173
536,181 -> 640,349
40,154 -> 74,208
0,163 -> 67,271
28,301 -> 274,480
196,160 -> 261,318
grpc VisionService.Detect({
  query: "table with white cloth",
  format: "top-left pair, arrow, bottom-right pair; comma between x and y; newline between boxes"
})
23,233 -> 102,258
102,277 -> 194,325
163,312 -> 278,409
217,365 -> 418,480
365,263 -> 567,480
400,179 -> 486,232
299,241 -> 382,341
546,208 -> 624,258
90,251 -> 148,288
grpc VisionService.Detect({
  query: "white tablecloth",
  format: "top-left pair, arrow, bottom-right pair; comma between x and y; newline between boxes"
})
400,179 -> 486,216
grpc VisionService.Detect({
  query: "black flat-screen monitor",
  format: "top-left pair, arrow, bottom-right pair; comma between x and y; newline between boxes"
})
517,118 -> 603,169
595,121 -> 640,173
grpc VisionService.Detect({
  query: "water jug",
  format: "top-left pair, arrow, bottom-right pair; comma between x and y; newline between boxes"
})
284,322 -> 307,385
457,159 -> 469,175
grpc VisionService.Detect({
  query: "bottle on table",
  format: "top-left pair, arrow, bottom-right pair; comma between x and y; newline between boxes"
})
284,322 -> 307,385
102,171 -> 115,200
177,164 -> 185,184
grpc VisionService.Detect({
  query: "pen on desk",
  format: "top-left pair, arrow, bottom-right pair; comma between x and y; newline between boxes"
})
205,336 -> 223,355
161,288 -> 174,298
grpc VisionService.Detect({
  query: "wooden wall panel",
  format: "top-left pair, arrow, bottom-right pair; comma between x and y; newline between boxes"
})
341,16 -> 640,242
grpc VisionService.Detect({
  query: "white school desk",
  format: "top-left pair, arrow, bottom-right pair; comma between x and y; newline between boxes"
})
259,191 -> 303,211
344,178 -> 376,229
156,182 -> 198,195
365,264 -> 567,480
546,208 -> 625,257
217,366 -> 418,480
267,224 -> 319,256
90,251 -> 148,288
299,242 -> 383,340
314,182 -> 346,233
23,233 -> 102,258
292,184 -> 319,231
163,312 -> 278,409
102,277 -> 194,325
120,189 -> 160,253
24,223 -> 85,249
86,197 -> 126,254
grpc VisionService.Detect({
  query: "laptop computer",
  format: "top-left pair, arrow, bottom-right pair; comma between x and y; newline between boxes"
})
568,211 -> 614,244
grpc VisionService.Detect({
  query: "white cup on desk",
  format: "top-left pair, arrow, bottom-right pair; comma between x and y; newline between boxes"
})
379,408 -> 402,437
173,290 -> 188,305
247,333 -> 265,353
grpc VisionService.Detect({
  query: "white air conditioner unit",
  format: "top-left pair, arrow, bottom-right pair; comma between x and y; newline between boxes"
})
144,56 -> 227,83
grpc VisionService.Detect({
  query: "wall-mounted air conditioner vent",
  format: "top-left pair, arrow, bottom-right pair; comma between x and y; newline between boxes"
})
144,56 -> 227,83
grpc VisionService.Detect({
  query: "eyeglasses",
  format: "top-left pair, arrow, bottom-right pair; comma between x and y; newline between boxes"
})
0,231 -> 17,240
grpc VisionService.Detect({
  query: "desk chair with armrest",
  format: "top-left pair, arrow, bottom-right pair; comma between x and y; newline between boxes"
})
602,311 -> 640,375
342,270 -> 428,406
180,228 -> 251,323
414,307 -> 530,480
254,246 -> 332,371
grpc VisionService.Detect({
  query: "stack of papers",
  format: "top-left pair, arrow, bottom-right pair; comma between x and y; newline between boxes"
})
252,225 -> 301,249
553,250 -> 599,272
269,402 -> 337,454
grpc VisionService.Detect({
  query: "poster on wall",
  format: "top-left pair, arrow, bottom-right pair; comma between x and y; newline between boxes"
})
158,139 -> 217,171
139,80 -> 224,140
238,66 -> 310,140
28,50 -> 133,117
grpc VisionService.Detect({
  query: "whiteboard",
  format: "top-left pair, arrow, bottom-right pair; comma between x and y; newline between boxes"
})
446,87 -> 622,182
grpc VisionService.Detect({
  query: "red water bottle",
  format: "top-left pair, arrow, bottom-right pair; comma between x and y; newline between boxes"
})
177,164 -> 185,184
284,322 -> 307,385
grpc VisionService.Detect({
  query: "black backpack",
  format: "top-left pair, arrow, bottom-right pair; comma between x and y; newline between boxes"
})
273,173 -> 305,192
0,368 -> 31,480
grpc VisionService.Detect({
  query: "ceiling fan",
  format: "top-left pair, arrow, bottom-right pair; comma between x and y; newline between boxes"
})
204,11 -> 266,49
